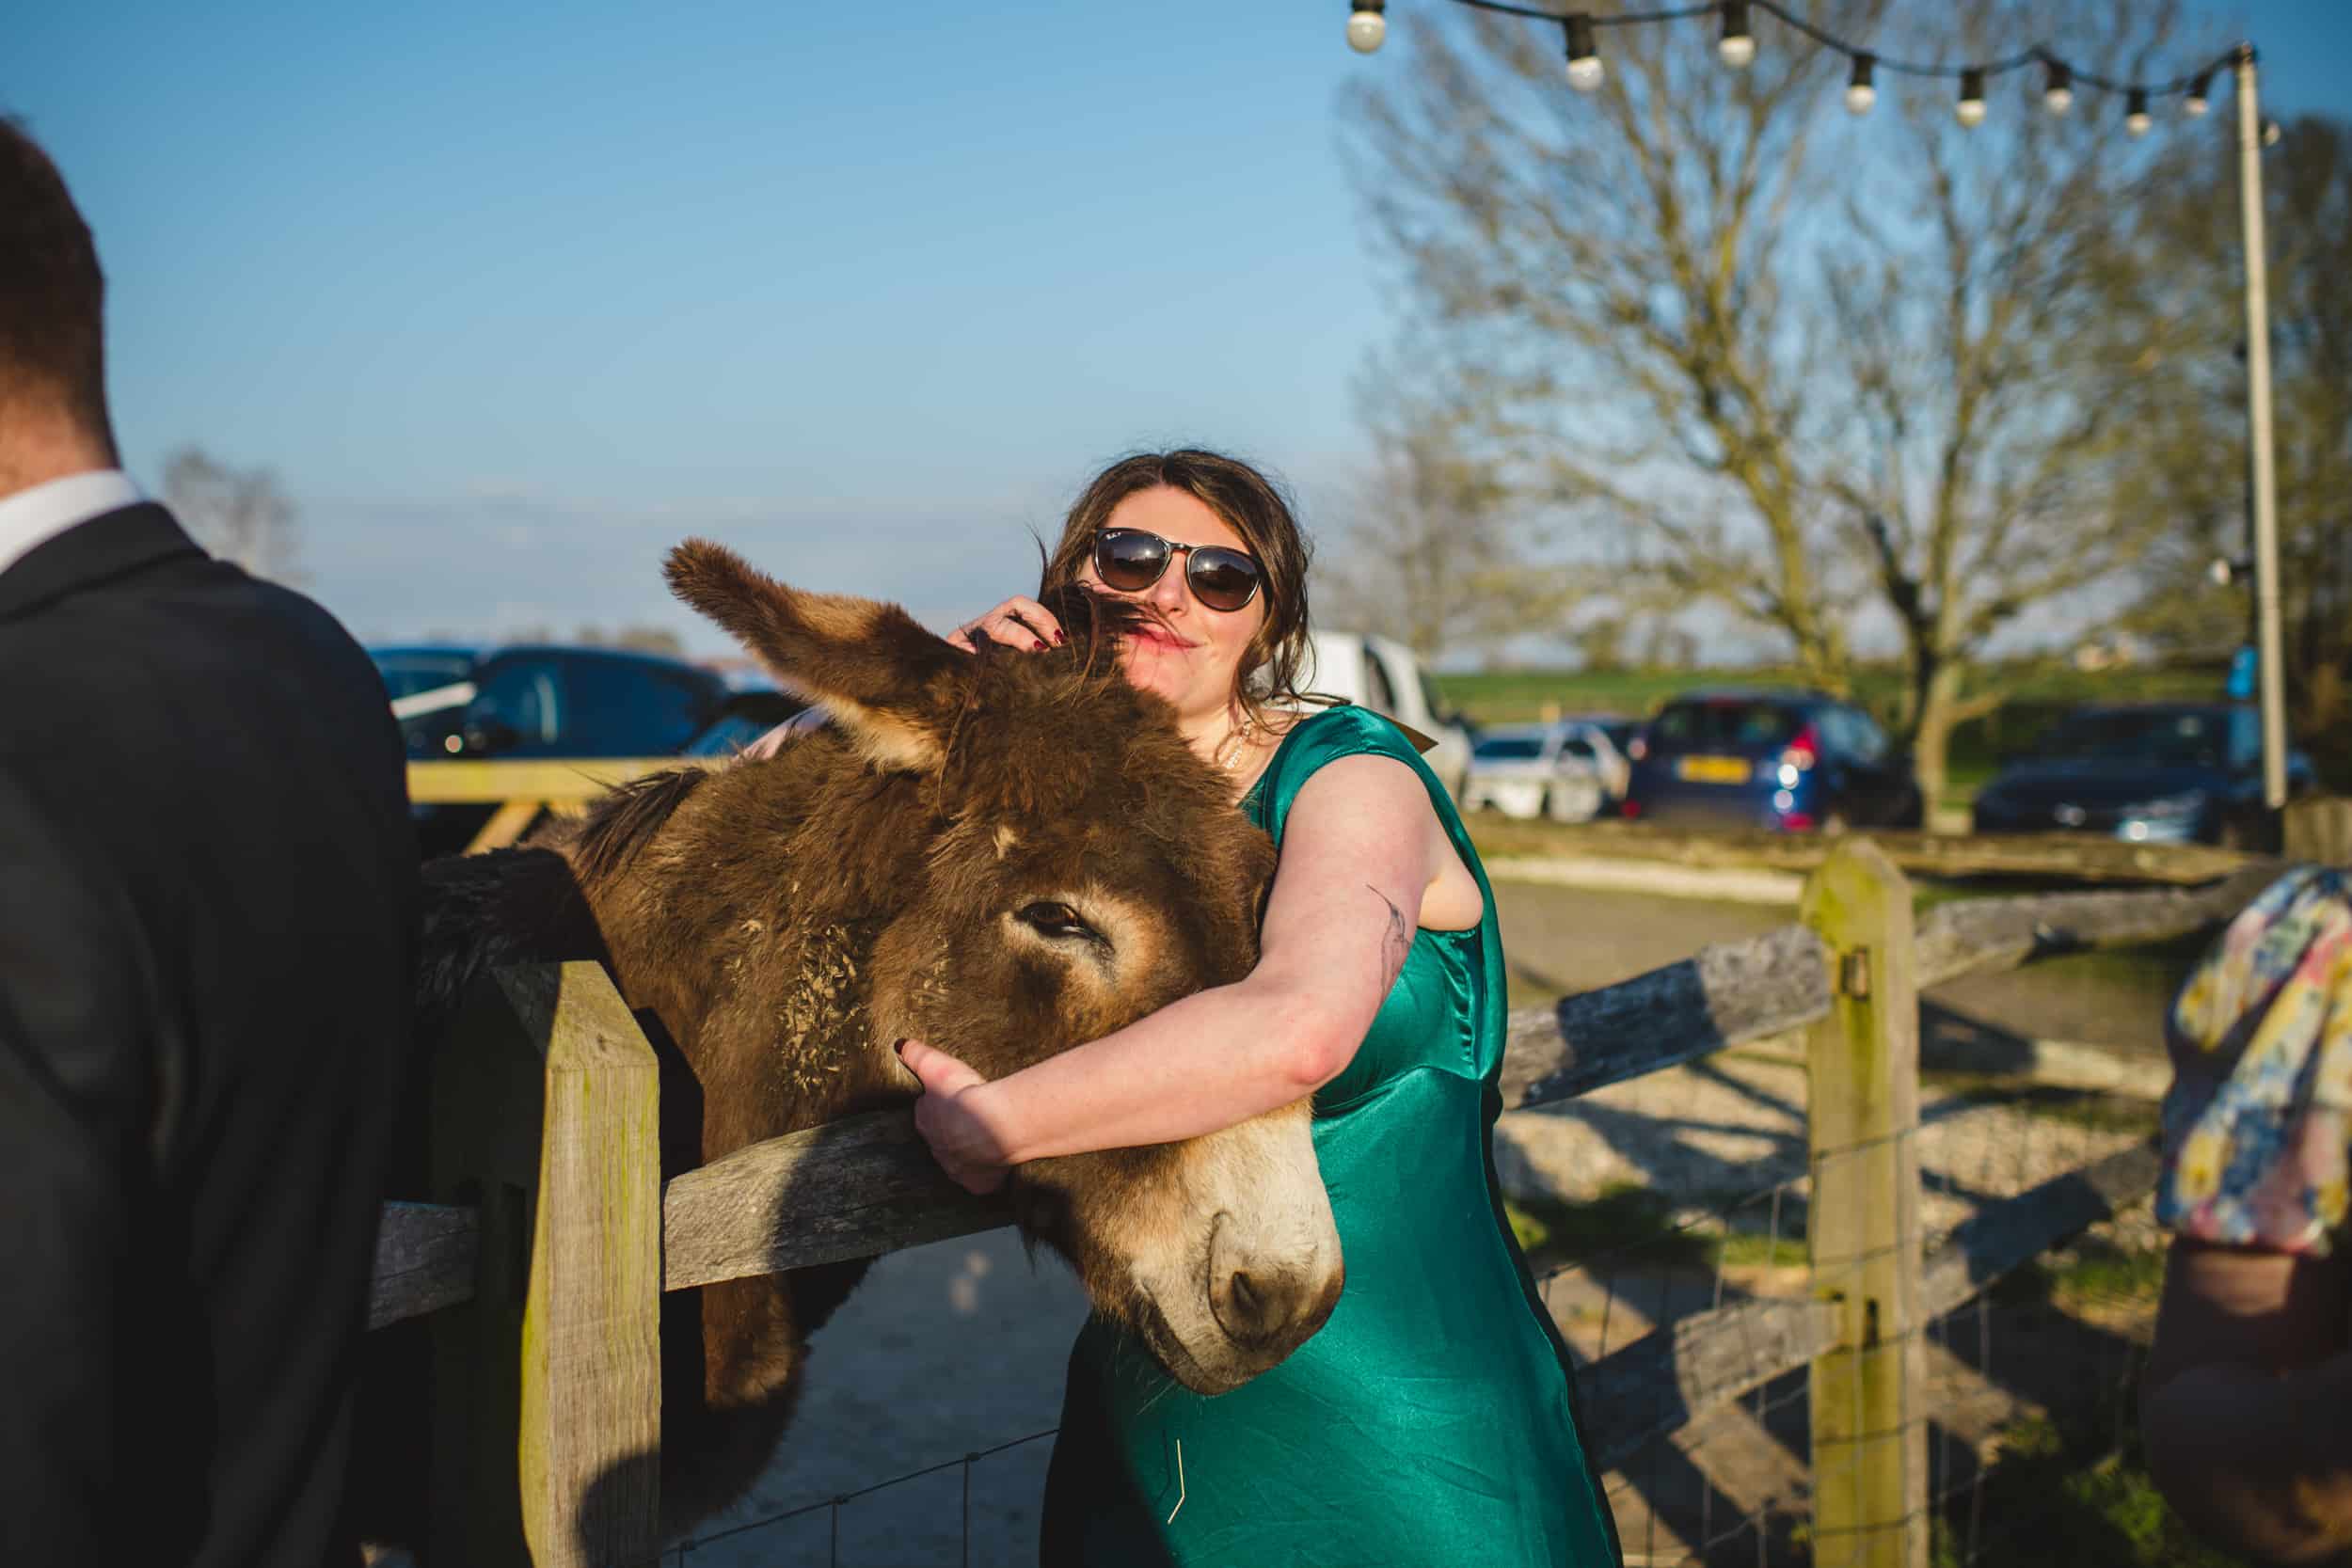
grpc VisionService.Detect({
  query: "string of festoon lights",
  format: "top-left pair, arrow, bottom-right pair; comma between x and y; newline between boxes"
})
1339,0 -> 2298,813
1341,0 -> 2272,141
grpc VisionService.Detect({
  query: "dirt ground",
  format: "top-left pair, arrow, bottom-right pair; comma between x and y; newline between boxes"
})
666,879 -> 2184,1566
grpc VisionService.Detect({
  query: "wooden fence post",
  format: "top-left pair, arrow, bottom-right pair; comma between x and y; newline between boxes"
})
1802,841 -> 1926,1568
429,962 -> 663,1568
2285,796 -> 2352,867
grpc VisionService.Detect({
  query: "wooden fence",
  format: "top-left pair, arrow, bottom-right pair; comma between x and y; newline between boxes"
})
364,822 -> 2304,1568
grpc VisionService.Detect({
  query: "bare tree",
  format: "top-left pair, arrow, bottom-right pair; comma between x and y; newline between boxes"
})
2109,114 -> 2352,784
1346,0 -> 2202,803
1320,356 -> 1583,660
163,447 -> 305,584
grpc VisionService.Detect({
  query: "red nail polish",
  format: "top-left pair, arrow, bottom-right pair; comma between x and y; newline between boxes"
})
893,1039 -> 908,1056
1053,630 -> 1065,645
1034,640 -> 1048,652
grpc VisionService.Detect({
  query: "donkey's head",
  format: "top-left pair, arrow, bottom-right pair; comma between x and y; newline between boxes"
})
664,540 -> 1341,1392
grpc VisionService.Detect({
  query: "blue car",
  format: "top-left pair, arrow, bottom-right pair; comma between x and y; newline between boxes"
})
1623,689 -> 1921,832
1970,703 -> 2314,847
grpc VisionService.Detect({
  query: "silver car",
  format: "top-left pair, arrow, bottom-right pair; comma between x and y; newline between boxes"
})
1463,721 -> 1613,822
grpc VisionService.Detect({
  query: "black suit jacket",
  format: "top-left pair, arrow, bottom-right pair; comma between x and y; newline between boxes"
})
0,503 -> 419,1567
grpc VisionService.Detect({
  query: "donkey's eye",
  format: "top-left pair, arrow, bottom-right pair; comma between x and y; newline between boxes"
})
1017,901 -> 1104,946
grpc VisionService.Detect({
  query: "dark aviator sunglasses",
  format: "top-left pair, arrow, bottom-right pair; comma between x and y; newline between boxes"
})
1091,528 -> 1265,613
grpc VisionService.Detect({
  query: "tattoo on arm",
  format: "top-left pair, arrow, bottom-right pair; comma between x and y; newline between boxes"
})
1369,885 -> 1413,993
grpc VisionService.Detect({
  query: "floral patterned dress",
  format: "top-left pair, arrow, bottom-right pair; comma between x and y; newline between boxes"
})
2157,866 -> 2352,1254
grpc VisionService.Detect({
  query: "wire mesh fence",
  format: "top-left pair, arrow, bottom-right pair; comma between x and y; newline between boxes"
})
667,1427 -> 1057,1568
645,1053 -> 2181,1568
1521,1048 -> 2179,1568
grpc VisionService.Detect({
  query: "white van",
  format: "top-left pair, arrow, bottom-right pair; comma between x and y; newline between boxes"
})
1293,631 -> 1473,801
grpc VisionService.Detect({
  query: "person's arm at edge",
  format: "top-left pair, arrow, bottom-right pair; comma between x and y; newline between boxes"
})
899,752 -> 1449,1184
2141,1237 -> 2352,1563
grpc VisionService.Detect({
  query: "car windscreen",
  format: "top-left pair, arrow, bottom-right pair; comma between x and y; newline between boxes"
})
2036,709 -> 2234,768
373,653 -> 473,701
1648,701 -> 1803,752
1473,736 -> 1548,761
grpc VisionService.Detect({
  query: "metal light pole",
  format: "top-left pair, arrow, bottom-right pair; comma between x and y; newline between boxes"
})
2233,42 -> 2289,811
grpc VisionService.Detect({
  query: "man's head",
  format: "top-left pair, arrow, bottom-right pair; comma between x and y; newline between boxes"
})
0,118 -> 118,491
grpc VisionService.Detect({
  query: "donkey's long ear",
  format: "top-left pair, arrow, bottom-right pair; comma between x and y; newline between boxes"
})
665,538 -> 965,772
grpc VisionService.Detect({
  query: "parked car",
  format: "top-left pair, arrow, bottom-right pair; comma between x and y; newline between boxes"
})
406,645 -> 733,854
1970,702 -> 2315,847
1549,713 -> 1636,803
1623,689 -> 1921,832
1463,722 -> 1612,822
682,689 -> 812,759
445,645 -> 728,760
1295,630 -> 1473,800
369,643 -> 483,750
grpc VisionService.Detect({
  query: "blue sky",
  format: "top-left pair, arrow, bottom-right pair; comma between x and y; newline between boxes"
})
10,1 -> 2348,656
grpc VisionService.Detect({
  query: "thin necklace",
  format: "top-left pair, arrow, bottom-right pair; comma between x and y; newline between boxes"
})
1213,711 -> 1258,772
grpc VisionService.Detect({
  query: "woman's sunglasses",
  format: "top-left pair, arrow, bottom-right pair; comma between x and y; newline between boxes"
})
1091,528 -> 1264,613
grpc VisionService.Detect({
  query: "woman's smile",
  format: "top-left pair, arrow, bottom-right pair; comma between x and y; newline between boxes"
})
1077,485 -> 1267,728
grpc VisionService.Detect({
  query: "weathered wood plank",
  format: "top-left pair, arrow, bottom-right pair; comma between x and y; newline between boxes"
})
2285,797 -> 2352,868
1580,1293 -> 1839,1474
368,1201 -> 477,1331
351,868 -> 2245,1345
1497,865 -> 2275,1117
1919,1140 -> 2164,1322
1804,843 -> 1925,1568
1572,1140 -> 2162,1474
513,962 -> 663,1568
644,867 -> 2250,1294
1501,924 -> 1833,1111
1470,819 -> 2257,885
407,757 -> 688,804
663,1108 -> 1008,1291
465,798 -> 548,855
1913,863 -> 2282,990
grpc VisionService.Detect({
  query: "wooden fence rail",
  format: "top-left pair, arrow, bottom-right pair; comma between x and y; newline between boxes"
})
364,841 -> 2296,1566
371,862 -> 2274,1327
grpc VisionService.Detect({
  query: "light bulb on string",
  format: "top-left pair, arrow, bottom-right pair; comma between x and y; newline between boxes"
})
1564,14 -> 1604,92
2042,59 -> 2074,115
1345,1 -> 1387,55
1957,68 -> 1987,128
2185,70 -> 2213,118
1844,53 -> 1877,115
2126,87 -> 2152,136
1717,0 -> 1756,68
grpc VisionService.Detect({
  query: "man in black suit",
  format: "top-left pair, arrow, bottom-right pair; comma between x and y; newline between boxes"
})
0,118 -> 420,1565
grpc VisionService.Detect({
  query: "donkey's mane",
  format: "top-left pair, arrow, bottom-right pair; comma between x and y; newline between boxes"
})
573,765 -> 711,887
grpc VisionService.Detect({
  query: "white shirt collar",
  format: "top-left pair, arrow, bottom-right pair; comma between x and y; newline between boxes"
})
0,469 -> 146,579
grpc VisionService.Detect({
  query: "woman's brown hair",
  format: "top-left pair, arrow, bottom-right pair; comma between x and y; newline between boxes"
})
1039,450 -> 1313,732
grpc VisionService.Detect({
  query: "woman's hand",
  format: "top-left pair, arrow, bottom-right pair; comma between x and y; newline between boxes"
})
946,597 -> 1064,655
898,1039 -> 1013,1195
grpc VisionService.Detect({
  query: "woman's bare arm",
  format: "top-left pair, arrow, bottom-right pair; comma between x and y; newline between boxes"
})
898,752 -> 1461,1188
2142,1238 -> 2352,1562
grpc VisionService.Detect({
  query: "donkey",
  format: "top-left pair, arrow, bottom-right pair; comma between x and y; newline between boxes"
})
408,540 -> 1343,1529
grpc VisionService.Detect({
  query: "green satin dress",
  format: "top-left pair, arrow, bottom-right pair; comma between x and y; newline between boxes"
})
1039,705 -> 1621,1566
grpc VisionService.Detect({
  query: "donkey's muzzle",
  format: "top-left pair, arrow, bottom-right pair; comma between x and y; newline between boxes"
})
1207,1211 -> 1345,1364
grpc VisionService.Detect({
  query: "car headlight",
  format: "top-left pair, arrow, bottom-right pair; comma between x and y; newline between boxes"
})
2120,793 -> 2201,819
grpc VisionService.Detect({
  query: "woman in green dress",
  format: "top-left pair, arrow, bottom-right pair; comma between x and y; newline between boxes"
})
898,449 -> 1621,1566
